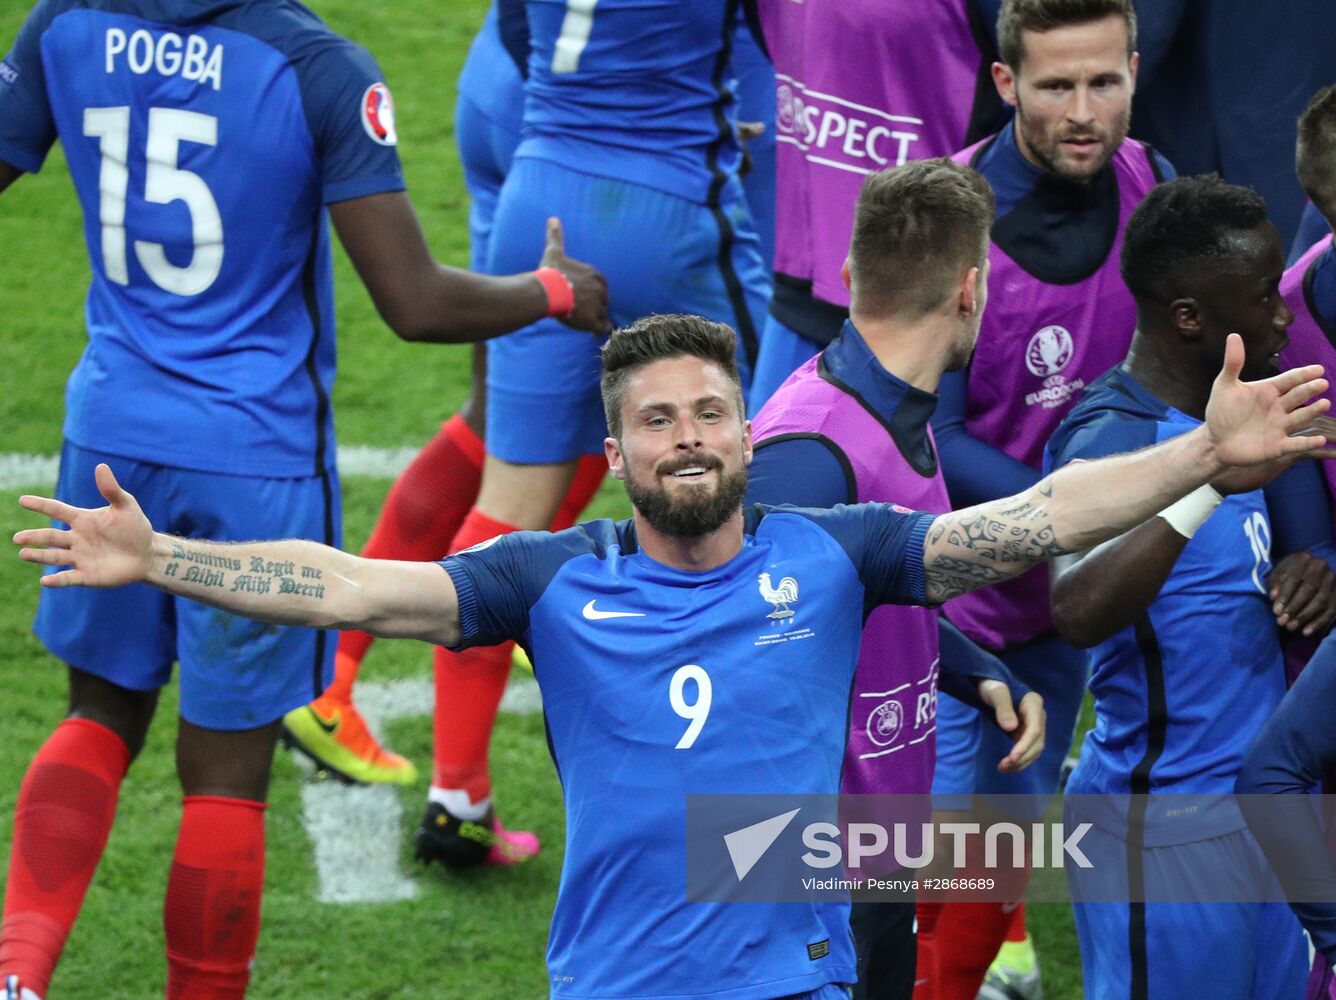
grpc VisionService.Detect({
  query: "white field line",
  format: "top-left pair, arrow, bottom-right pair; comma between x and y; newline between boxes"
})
299,675 -> 542,905
0,445 -> 418,490
2,447 -> 547,905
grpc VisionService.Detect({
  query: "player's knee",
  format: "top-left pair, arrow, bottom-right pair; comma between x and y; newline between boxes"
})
175,718 -> 281,802
66,666 -> 159,760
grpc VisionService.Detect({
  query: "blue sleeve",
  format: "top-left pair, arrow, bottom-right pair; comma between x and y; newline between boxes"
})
1265,461 -> 1336,570
297,40 -> 406,205
936,616 -> 1031,714
1311,247 -> 1336,327
496,0 -> 531,79
746,437 -> 855,508
1290,203 -> 1331,266
931,370 -> 1042,505
797,504 -> 934,607
0,0 -> 64,174
1150,148 -> 1177,181
1046,409 -> 1155,473
1237,634 -> 1336,963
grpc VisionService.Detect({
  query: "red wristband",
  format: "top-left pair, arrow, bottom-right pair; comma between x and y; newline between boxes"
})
534,267 -> 576,318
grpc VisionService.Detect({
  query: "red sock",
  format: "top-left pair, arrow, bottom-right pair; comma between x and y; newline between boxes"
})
916,900 -> 1019,999
431,508 -> 521,802
912,900 -> 941,1000
335,415 -> 486,688
551,453 -> 607,530
164,797 -> 266,1000
1005,901 -> 1027,942
0,718 -> 130,997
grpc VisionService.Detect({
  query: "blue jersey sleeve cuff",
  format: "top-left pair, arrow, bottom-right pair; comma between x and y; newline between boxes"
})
903,512 -> 933,604
440,557 -> 479,649
323,170 -> 406,206
0,135 -> 45,174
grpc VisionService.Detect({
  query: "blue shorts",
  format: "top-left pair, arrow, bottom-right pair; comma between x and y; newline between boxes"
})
34,442 -> 341,731
1070,827 -> 1306,999
931,633 -> 1087,809
485,157 -> 769,463
455,89 -> 520,273
749,313 -> 823,415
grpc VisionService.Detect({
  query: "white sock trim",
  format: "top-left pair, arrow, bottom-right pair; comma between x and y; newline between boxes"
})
428,786 -> 491,820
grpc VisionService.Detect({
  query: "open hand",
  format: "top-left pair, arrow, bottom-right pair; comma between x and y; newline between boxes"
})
1205,334 -> 1331,467
540,217 -> 611,334
977,681 -> 1046,773
13,463 -> 153,588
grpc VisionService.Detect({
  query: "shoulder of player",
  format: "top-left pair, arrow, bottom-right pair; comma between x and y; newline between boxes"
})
1049,382 -> 1159,467
213,3 -> 379,82
750,500 -> 919,535
1283,236 -> 1334,296
9,0 -> 83,46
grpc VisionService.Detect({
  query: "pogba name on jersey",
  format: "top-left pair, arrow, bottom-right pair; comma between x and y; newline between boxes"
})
105,27 -> 223,90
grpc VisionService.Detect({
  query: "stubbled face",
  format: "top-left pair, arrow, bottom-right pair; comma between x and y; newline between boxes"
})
997,16 -> 1137,183
1192,223 -> 1293,381
606,356 -> 752,538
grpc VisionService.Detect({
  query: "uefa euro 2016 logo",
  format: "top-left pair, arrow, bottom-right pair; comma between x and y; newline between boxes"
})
1025,324 -> 1074,378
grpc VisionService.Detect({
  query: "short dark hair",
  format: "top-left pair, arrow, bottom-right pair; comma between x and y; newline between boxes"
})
848,159 -> 995,318
1120,175 -> 1271,305
600,314 -> 743,439
997,0 -> 1137,70
1297,85 -> 1336,217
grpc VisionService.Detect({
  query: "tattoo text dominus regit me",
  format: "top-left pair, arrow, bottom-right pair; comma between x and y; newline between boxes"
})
162,543 -> 327,599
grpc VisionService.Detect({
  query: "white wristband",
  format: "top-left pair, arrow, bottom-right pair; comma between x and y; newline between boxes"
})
1158,484 -> 1223,539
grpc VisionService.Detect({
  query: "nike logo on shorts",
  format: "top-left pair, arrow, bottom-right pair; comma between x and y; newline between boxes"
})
582,600 -> 646,620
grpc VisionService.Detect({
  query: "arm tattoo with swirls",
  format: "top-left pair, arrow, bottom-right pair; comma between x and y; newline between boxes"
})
924,480 -> 1066,602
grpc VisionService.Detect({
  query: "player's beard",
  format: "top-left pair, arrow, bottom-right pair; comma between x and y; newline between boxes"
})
626,457 -> 750,539
1016,97 -> 1130,184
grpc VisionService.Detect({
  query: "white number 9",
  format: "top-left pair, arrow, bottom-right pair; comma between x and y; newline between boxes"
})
670,664 -> 713,750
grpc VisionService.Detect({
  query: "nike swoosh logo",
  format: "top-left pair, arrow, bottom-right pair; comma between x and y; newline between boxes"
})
308,708 -> 339,735
582,600 -> 646,620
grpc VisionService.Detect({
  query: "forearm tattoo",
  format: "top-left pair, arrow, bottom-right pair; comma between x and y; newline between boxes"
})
924,482 -> 1066,602
164,543 -> 328,601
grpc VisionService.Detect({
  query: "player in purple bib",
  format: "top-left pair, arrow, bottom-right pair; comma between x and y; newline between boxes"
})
748,160 -> 1044,1000
1253,85 -> 1336,1000
748,0 -> 1008,410
923,0 -> 1174,992
1280,88 -> 1336,533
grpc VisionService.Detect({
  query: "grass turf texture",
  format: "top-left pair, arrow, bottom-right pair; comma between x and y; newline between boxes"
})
0,1 -> 1084,995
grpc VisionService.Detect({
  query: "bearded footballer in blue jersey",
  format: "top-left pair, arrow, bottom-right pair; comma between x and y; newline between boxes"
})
0,1 -> 611,995
13,308 -> 1334,998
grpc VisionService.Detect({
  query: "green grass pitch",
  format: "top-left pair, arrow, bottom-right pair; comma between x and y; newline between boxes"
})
0,2 -> 1084,996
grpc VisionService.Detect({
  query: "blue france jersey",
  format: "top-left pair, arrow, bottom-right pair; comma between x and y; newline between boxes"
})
1046,369 -> 1285,801
511,0 -> 746,202
443,504 -> 933,999
0,0 -> 404,476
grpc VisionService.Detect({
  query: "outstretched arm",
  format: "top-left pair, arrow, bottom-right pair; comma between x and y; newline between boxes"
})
922,336 -> 1332,603
330,193 -> 610,342
14,464 -> 461,646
